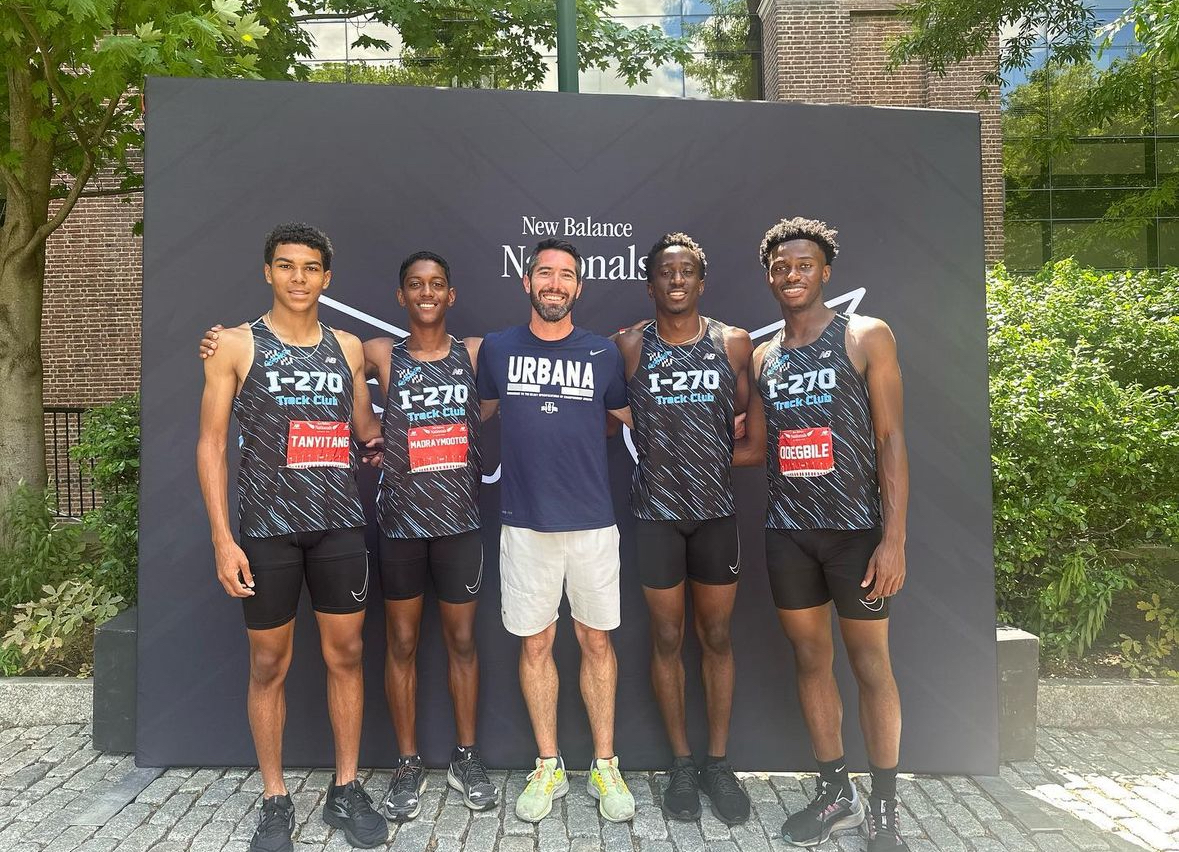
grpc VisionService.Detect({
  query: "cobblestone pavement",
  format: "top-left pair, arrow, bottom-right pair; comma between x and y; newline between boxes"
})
0,724 -> 1175,852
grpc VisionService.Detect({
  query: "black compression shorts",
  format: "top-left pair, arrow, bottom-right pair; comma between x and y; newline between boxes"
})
635,515 -> 741,589
239,527 -> 369,630
764,527 -> 887,620
378,529 -> 483,604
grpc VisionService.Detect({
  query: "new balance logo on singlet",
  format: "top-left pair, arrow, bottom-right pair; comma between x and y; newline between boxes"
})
376,337 -> 481,540
627,319 -> 737,522
759,313 -> 881,531
233,318 -> 366,538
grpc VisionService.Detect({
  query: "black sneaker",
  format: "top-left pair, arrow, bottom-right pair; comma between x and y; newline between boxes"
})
661,756 -> 702,821
781,778 -> 864,846
382,755 -> 427,821
698,759 -> 750,826
447,746 -> 500,811
322,775 -> 388,848
867,796 -> 909,851
249,793 -> 294,852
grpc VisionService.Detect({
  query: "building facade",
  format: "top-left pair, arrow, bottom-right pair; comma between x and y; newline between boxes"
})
39,0 -> 1003,482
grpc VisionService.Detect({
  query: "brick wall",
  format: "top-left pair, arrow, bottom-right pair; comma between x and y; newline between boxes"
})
760,0 -> 1004,263
42,161 -> 143,409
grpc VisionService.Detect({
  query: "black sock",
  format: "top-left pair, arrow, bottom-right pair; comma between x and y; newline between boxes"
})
817,756 -> 852,797
454,744 -> 477,759
869,763 -> 897,801
398,753 -> 421,765
705,754 -> 727,766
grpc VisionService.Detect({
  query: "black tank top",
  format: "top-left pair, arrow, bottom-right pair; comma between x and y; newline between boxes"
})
758,313 -> 880,530
234,317 -> 366,537
377,337 -> 481,538
627,318 -> 736,521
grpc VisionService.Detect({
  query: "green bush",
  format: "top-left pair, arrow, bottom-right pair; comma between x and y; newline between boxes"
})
0,483 -> 88,609
71,393 -> 140,602
988,261 -> 1179,657
1,580 -> 123,677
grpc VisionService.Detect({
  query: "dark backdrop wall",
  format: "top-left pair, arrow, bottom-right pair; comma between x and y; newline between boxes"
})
140,77 -> 996,773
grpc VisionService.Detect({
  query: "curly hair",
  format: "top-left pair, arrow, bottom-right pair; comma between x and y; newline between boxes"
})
264,223 -> 333,270
759,217 -> 839,268
644,232 -> 708,281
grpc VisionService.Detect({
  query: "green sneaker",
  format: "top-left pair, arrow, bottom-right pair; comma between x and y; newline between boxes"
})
587,756 -> 636,823
515,756 -> 568,823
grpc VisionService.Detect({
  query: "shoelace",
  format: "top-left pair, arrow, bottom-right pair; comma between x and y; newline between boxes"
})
869,800 -> 900,838
807,779 -> 843,814
456,751 -> 491,787
596,762 -> 627,794
702,762 -> 743,797
338,783 -> 375,816
257,797 -> 290,833
525,761 -> 555,790
667,763 -> 697,796
390,761 -> 422,795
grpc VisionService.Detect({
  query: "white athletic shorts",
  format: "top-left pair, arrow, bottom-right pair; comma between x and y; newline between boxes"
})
499,524 -> 621,636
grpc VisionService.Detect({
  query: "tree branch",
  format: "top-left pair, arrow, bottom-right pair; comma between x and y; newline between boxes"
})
17,94 -> 122,259
13,7 -> 90,137
292,9 -> 378,21
73,185 -> 143,199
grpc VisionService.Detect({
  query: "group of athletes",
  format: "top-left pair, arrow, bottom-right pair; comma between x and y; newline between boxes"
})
196,216 -> 909,852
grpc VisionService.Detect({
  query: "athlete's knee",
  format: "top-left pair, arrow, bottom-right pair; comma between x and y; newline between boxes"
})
444,623 -> 477,664
322,632 -> 364,671
386,625 -> 419,664
573,621 -> 612,659
520,628 -> 555,665
695,618 -> 733,657
790,637 -> 835,676
249,645 -> 292,687
649,618 -> 683,657
848,645 -> 895,690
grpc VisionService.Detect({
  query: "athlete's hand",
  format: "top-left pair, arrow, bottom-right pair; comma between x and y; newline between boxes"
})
361,436 -> 384,468
215,540 -> 255,597
733,412 -> 747,440
199,324 -> 225,359
862,536 -> 905,601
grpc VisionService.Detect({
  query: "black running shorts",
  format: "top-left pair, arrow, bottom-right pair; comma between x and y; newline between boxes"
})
764,528 -> 888,620
239,527 -> 370,630
378,529 -> 483,604
635,515 -> 742,589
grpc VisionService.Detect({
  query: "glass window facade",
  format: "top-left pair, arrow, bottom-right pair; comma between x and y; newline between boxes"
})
1001,2 -> 1178,270
298,1 -> 761,102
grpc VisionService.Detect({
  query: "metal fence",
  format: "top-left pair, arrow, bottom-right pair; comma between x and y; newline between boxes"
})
44,406 -> 97,518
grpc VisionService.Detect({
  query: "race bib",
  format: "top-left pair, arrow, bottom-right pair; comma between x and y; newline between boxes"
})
286,420 -> 351,469
778,427 -> 835,477
407,423 -> 469,473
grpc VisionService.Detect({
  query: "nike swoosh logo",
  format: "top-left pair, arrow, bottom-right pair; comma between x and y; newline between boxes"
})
351,565 -> 369,602
466,546 -> 484,595
729,529 -> 741,574
589,348 -> 608,355
860,597 -> 884,611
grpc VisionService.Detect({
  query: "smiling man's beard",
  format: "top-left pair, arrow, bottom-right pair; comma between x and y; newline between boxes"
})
529,283 -> 577,323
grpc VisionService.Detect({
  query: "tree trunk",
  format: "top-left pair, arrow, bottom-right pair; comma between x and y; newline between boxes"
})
0,63 -> 55,510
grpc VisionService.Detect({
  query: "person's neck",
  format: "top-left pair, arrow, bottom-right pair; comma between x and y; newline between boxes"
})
781,301 -> 835,345
529,312 -> 574,341
267,304 -> 321,345
405,321 -> 451,357
655,311 -> 704,345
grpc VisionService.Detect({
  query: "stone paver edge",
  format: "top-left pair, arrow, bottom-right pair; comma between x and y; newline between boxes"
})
1,676 -> 1176,731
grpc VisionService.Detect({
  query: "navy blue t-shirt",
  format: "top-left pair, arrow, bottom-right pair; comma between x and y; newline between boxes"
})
477,325 -> 628,532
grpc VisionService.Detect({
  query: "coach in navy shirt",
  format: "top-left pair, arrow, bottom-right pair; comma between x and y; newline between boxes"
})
477,238 -> 637,825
